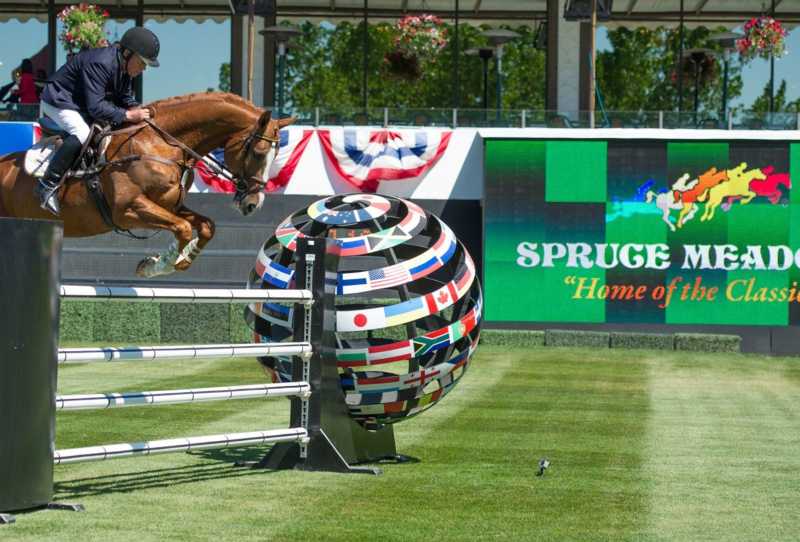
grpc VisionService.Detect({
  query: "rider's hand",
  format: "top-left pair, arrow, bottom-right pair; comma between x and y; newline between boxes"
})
126,107 -> 151,122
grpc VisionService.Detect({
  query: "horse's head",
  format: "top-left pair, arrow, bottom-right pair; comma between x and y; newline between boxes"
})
224,111 -> 296,216
750,167 -> 767,181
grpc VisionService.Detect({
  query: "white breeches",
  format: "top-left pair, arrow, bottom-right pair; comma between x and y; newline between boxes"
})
41,101 -> 91,144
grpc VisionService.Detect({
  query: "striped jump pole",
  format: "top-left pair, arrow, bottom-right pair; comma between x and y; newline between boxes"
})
54,428 -> 309,465
56,382 -> 311,411
60,285 -> 313,304
58,342 -> 312,363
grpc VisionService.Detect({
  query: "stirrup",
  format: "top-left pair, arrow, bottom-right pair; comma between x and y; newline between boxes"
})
36,182 -> 61,216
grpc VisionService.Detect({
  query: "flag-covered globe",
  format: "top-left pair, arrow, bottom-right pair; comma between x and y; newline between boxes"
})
245,194 -> 482,430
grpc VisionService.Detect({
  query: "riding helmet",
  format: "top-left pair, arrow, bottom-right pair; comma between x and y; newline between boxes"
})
120,27 -> 160,67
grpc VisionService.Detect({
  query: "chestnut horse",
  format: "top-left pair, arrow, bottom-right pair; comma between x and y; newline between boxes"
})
0,92 -> 294,277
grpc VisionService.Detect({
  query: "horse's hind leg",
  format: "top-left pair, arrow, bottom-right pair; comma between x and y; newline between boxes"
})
173,206 -> 216,272
122,196 -> 194,278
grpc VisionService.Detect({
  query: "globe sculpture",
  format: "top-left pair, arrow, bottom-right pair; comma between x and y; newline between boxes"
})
245,194 -> 482,430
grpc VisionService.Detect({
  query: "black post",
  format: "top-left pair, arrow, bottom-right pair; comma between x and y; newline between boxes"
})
495,51 -> 502,121
0,219 -> 62,520
678,0 -> 685,113
47,0 -> 57,75
277,47 -> 286,118
769,0 -> 776,115
693,62 -> 700,127
453,0 -> 460,108
134,0 -> 144,103
722,55 -> 730,122
362,0 -> 368,112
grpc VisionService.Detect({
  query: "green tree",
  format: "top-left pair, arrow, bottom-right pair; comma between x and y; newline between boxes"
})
596,26 -> 743,116
282,21 -> 545,113
219,62 -> 231,93
749,79 -> 798,112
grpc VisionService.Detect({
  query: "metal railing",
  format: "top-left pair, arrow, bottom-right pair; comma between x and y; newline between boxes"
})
293,106 -> 800,130
0,103 -> 39,122
4,102 -> 798,130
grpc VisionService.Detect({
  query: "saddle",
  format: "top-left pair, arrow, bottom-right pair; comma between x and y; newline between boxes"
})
24,116 -> 111,180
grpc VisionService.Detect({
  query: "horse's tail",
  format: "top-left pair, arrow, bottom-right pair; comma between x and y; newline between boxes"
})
645,190 -> 655,204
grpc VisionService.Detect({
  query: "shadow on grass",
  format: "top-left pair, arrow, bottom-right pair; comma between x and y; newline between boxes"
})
54,447 -> 277,500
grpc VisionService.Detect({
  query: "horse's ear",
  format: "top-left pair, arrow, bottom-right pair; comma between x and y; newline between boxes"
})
278,116 -> 296,128
258,110 -> 272,128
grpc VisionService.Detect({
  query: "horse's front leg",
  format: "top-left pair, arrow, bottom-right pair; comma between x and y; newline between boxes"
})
173,206 -> 216,271
122,196 -> 194,278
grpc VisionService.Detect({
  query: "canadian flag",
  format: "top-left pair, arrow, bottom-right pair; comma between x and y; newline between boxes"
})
424,282 -> 458,314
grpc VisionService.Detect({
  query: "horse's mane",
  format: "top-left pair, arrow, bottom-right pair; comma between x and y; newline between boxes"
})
148,92 -> 262,133
150,92 -> 262,118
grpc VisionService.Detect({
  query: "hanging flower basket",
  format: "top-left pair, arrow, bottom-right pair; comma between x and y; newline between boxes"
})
670,51 -> 718,87
384,51 -> 422,81
384,14 -> 448,80
58,3 -> 110,55
736,16 -> 788,62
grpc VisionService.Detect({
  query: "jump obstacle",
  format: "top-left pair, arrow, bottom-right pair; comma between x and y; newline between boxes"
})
52,280 -> 315,465
1,219 -> 397,523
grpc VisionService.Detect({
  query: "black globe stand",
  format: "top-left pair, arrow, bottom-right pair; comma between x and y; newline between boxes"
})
255,238 -> 397,475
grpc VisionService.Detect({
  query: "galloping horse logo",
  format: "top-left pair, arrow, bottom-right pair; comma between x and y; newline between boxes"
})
698,163 -> 766,222
737,165 -> 790,205
673,167 -> 728,228
644,173 -> 698,231
620,162 -> 790,230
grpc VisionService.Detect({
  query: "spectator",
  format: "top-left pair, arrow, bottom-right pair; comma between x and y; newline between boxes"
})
35,69 -> 48,99
0,69 -> 21,103
12,59 -> 39,104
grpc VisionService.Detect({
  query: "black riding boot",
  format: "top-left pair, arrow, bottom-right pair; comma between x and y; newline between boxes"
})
35,134 -> 82,216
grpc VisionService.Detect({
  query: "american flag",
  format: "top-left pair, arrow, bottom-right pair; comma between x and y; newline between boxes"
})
368,266 -> 409,289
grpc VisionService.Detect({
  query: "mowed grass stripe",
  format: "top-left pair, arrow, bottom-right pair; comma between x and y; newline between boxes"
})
644,353 -> 800,541
264,347 -> 651,542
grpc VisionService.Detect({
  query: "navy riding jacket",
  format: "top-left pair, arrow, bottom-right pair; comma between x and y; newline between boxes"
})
41,45 -> 138,126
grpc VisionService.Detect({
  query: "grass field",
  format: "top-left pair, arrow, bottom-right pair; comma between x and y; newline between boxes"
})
5,345 -> 800,541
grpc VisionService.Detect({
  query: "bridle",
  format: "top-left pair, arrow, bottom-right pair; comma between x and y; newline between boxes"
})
142,116 -> 280,203
231,125 -> 280,204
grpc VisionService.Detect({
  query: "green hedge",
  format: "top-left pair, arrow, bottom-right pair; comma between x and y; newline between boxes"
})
59,300 -> 255,344
480,329 -> 545,348
546,329 -> 610,349
610,331 -> 675,351
674,332 -> 741,353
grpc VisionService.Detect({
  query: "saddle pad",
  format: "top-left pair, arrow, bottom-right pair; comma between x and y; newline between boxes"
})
24,137 -> 59,178
24,135 -> 112,179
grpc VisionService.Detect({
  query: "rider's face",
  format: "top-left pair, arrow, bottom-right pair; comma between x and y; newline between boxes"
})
127,55 -> 147,78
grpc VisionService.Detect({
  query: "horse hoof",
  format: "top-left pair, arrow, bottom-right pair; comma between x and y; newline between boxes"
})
136,256 -> 158,278
174,260 -> 191,272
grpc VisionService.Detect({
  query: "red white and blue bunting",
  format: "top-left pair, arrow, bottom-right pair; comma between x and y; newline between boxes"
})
317,128 -> 452,193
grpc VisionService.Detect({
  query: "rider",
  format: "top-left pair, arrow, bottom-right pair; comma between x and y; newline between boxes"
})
36,27 -> 160,216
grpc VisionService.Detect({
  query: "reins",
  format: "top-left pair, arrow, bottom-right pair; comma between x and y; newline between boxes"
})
76,114 -> 277,240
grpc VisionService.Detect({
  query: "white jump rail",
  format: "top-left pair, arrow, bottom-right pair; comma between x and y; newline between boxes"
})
54,428 -> 309,465
56,382 -> 311,411
60,285 -> 313,304
55,278 -> 318,466
58,342 -> 312,363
